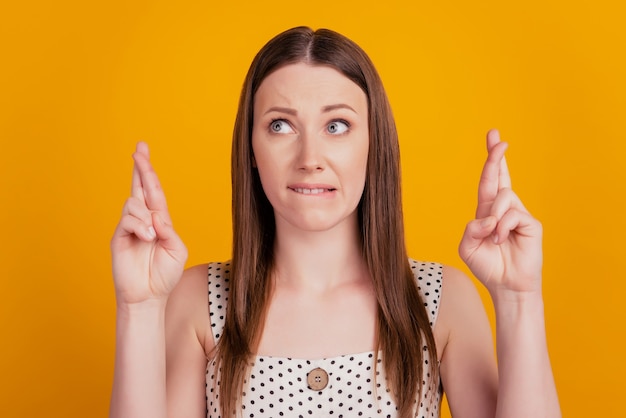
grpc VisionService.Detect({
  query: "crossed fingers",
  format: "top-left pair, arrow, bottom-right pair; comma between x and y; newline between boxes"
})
477,129 -> 514,219
130,142 -> 172,225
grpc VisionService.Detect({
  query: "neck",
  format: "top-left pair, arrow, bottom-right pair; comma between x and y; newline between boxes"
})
272,215 -> 369,292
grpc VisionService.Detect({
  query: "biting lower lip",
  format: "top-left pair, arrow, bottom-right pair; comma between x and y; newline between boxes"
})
289,187 -> 335,195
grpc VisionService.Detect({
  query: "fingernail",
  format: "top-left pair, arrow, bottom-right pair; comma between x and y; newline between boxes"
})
492,233 -> 499,244
147,226 -> 156,239
481,217 -> 492,228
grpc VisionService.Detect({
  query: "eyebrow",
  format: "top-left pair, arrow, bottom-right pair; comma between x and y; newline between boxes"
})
322,103 -> 357,114
263,103 -> 358,116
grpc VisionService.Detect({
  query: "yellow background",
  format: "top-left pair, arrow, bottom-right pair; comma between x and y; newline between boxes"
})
1,0 -> 624,416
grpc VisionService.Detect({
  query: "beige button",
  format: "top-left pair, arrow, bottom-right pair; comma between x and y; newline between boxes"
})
307,367 -> 329,390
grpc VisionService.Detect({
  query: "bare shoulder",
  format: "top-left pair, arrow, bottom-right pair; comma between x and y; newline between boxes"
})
435,265 -> 492,358
164,265 -> 214,414
440,265 -> 483,301
439,265 -> 485,315
440,265 -> 486,310
165,263 -> 212,352
168,263 -> 210,313
435,266 -> 498,415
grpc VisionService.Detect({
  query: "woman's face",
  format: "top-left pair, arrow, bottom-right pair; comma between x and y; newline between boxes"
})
251,62 -> 369,233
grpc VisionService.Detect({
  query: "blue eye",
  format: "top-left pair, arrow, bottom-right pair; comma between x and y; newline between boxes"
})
270,119 -> 293,134
327,120 -> 349,135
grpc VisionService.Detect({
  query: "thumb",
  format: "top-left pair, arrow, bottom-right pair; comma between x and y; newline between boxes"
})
459,216 -> 497,258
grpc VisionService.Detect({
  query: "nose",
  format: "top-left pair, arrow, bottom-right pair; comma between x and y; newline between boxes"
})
297,132 -> 324,172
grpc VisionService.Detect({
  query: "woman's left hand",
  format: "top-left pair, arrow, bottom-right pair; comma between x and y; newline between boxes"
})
458,129 -> 543,296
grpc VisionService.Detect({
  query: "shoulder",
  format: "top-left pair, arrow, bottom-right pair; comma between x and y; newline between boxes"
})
165,263 -> 213,352
434,264 -> 493,359
407,259 -> 480,304
163,264 -> 215,414
437,264 -> 488,329
168,263 -> 211,311
440,264 -> 483,300
167,261 -> 231,312
438,264 -> 487,318
433,265 -> 498,413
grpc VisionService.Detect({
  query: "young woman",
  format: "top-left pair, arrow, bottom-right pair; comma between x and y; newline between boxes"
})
109,27 -> 560,418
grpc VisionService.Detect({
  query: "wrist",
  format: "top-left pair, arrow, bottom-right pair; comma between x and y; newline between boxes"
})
491,288 -> 545,321
486,271 -> 544,304
116,298 -> 168,318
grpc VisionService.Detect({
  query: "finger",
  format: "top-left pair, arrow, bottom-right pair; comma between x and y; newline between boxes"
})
458,216 -> 497,260
114,213 -> 157,242
152,213 -> 188,261
476,131 -> 508,218
122,196 -> 153,225
488,187 -> 528,221
487,129 -> 512,191
132,146 -> 172,223
131,142 -> 150,201
492,208 -> 542,245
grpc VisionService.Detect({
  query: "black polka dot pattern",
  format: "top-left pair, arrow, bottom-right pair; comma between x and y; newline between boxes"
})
206,259 -> 443,417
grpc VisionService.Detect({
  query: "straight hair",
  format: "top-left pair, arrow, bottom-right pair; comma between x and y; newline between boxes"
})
216,26 -> 439,418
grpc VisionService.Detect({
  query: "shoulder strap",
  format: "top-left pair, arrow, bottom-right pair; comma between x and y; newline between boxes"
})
207,261 -> 231,342
409,259 -> 443,327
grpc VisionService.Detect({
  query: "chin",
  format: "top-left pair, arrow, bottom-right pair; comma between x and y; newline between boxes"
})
278,212 -> 358,234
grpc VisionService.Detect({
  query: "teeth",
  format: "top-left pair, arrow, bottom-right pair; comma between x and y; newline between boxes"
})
294,188 -> 328,194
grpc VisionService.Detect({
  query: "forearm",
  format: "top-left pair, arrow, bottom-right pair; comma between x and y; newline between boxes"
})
110,301 -> 168,418
493,290 -> 561,418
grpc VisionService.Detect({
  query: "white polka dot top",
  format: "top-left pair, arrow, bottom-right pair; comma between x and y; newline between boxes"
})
205,259 -> 443,418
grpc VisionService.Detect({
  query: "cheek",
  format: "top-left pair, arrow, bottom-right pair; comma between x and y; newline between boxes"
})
351,140 -> 370,181
356,144 -> 370,196
337,143 -> 369,200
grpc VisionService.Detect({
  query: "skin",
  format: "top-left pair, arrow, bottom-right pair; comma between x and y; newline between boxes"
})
252,64 -> 369,236
109,63 -> 560,418
251,64 -> 376,357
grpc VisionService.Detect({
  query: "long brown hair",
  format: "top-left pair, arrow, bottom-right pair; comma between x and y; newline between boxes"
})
217,26 -> 438,417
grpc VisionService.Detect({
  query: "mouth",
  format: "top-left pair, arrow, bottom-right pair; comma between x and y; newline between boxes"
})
288,187 -> 336,195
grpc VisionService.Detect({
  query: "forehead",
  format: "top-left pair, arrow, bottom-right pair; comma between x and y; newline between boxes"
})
254,63 -> 367,111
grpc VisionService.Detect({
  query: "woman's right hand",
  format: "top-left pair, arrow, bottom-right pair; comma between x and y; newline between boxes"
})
111,142 -> 188,306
